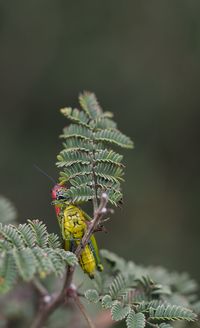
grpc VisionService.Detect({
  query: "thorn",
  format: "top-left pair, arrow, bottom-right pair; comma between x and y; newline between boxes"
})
70,283 -> 77,291
101,207 -> 107,214
43,295 -> 52,303
101,193 -> 108,200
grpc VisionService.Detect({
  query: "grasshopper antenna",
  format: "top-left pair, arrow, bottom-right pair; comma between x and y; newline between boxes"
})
33,164 -> 56,184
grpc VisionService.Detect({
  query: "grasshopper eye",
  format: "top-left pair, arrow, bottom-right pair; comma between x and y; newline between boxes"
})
56,191 -> 65,200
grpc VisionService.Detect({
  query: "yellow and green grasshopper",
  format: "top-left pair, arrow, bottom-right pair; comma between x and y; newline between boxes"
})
51,183 -> 103,278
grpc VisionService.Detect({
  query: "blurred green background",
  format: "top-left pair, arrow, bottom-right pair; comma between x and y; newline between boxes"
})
0,1 -> 200,282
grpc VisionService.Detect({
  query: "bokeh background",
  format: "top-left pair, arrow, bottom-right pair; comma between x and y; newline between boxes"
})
1,0 -> 200,283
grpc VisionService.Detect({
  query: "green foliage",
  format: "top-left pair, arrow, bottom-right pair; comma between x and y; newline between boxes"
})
0,252 -> 17,294
60,185 -> 95,203
126,311 -> 146,328
148,304 -> 196,321
84,249 -> 198,328
0,220 -> 77,293
101,294 -> 114,309
109,273 -> 126,298
56,92 -> 133,206
85,289 -> 100,303
111,302 -> 131,321
0,196 -> 17,224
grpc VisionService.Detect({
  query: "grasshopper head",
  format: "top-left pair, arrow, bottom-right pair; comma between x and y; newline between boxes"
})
51,183 -> 67,217
51,184 -> 67,201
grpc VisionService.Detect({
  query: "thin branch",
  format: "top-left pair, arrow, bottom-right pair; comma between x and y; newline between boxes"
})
91,149 -> 99,215
92,187 -> 98,215
74,295 -> 95,328
30,193 -> 108,328
30,293 -> 63,328
32,278 -> 49,298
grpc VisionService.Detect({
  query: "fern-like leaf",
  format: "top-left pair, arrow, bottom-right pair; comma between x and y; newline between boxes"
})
57,92 -> 133,206
95,163 -> 124,183
93,117 -> 117,130
45,249 -> 66,276
60,164 -> 92,181
18,223 -> 36,248
95,149 -> 124,166
0,196 -> 17,224
101,295 -> 114,309
58,249 -> 78,266
0,252 -> 17,293
57,150 -> 90,167
0,223 -> 24,249
12,248 -> 36,281
60,107 -> 89,127
70,175 -> 93,187
48,233 -> 61,249
97,177 -> 121,190
62,138 -> 97,153
111,302 -> 131,321
28,220 -> 48,248
0,220 -> 78,292
79,91 -> 102,119
126,311 -> 146,328
149,304 -> 196,321
95,129 -> 133,149
32,247 -> 55,278
85,289 -> 100,303
109,273 -> 126,298
61,185 -> 94,203
103,189 -> 123,206
62,124 -> 92,140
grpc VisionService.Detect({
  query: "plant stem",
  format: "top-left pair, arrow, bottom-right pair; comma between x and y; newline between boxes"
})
74,296 -> 95,328
30,194 -> 108,328
91,149 -> 99,215
32,278 -> 49,297
30,293 -> 63,328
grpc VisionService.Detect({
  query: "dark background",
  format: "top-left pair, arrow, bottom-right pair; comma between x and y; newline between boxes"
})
0,1 -> 200,281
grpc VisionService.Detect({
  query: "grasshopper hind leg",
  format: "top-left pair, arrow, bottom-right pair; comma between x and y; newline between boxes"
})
88,239 -> 104,272
64,238 -> 76,252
